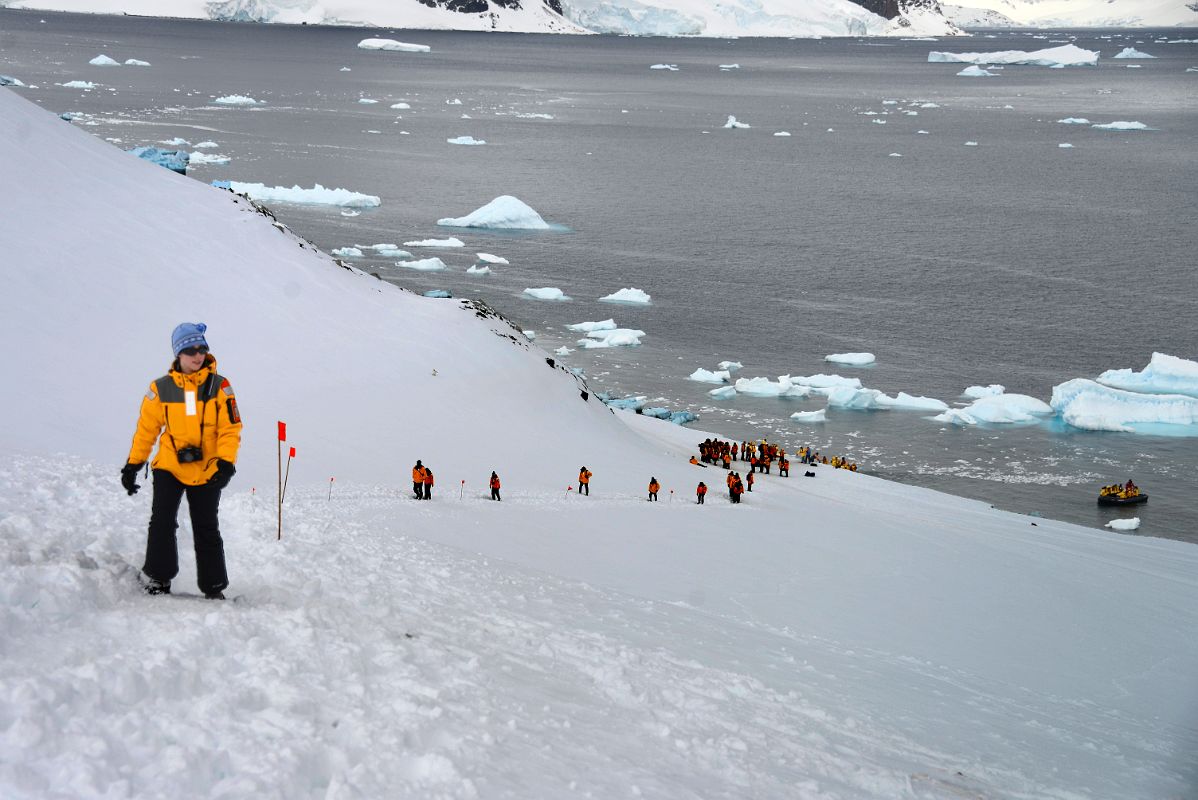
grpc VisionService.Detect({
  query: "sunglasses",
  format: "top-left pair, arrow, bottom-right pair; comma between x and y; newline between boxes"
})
179,346 -> 209,357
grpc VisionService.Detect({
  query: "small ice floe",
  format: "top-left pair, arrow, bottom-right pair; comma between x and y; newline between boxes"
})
128,147 -> 189,174
928,44 -> 1098,67
827,387 -> 948,411
719,64 -> 740,70
1058,117 -> 1090,124
963,384 -> 1005,398
189,152 -> 231,165
213,95 -> 263,106
643,408 -> 698,426
213,181 -> 380,207
774,131 -> 792,137
1092,121 -> 1150,131
523,287 -> 570,302
466,264 -> 491,275
965,141 -> 979,146
89,54 -> 120,66
0,75 -> 26,87
447,136 -> 486,145
341,210 -> 360,217
724,116 -> 751,129
957,66 -> 997,77
825,352 -> 875,366
340,66 -> 352,71
391,102 -> 412,110
160,137 -> 191,146
599,288 -> 651,305
332,247 -> 363,257
124,59 -> 151,67
1125,65 -> 1142,69
358,38 -> 430,53
61,81 -> 96,89
689,369 -> 731,384
650,64 -> 679,71
792,374 -> 862,391
437,195 -> 552,230
889,153 -> 902,157
425,290 -> 453,298
567,319 -> 617,333
790,409 -> 826,423
475,252 -> 508,265
358,98 -> 379,104
718,360 -> 742,372
554,346 -> 573,356
872,119 -> 887,124
1059,143 -> 1074,148
1112,48 -> 1156,59
522,329 -> 536,339
398,257 -> 448,271
404,237 -> 465,248
371,244 -> 412,259
919,102 -> 940,108
709,385 -> 737,400
933,393 -> 1053,425
578,328 -> 644,348
1106,517 -> 1141,531
447,98 -> 462,105
734,376 -> 812,398
194,140 -> 219,148
1188,67 -> 1198,73
917,130 -> 930,134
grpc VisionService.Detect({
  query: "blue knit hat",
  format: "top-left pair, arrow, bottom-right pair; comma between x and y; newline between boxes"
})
171,322 -> 208,356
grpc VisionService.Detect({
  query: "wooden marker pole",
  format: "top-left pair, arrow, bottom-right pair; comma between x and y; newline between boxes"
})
277,421 -> 287,541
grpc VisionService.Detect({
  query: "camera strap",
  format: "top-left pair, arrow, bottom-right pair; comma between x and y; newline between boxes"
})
163,373 -> 215,457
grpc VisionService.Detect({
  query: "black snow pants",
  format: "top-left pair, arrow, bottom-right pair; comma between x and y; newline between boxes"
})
144,469 -> 228,595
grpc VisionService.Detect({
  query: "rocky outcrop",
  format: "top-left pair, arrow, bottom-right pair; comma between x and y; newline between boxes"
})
416,0 -> 564,14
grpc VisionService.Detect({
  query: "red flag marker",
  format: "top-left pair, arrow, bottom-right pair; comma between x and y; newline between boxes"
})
289,446 -> 296,458
278,421 -> 287,441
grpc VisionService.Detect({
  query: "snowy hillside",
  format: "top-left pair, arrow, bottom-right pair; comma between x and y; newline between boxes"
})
944,0 -> 1198,28
3,86 -> 1198,799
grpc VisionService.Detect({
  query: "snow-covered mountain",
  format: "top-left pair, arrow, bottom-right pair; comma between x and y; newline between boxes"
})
944,0 -> 1198,28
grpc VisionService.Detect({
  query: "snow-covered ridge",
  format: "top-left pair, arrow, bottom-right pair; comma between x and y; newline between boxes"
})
943,0 -> 1196,28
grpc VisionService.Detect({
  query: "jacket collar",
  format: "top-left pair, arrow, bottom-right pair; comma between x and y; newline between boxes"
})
168,354 -> 218,386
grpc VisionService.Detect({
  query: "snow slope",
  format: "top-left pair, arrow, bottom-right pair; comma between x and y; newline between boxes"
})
944,0 -> 1197,28
3,88 -> 1198,799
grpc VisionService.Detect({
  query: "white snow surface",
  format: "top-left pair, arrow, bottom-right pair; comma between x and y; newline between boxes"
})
1,88 -> 1197,800
223,181 -> 380,208
825,352 -> 875,366
1050,378 -> 1198,432
1097,352 -> 1198,398
929,44 -> 1099,66
943,0 -> 1195,28
437,195 -> 551,230
599,287 -> 651,305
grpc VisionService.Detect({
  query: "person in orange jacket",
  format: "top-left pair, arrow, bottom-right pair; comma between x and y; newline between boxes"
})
412,460 -> 426,499
489,471 -> 501,501
648,477 -> 660,502
579,467 -> 592,496
422,467 -> 434,500
779,457 -> 789,477
747,471 -> 755,492
696,482 -> 707,504
731,475 -> 743,504
123,322 -> 242,599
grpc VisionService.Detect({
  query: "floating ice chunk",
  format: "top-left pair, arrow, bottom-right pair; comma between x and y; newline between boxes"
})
872,119 -> 887,124
524,287 -> 570,302
372,244 -> 413,259
1058,118 -> 1090,124
465,264 -> 491,275
792,374 -> 862,390
217,181 -> 380,207
391,102 -> 411,109
825,352 -> 875,366
933,408 -> 978,425
1096,353 -> 1198,398
89,54 -> 120,66
709,385 -> 737,399
720,64 -> 740,70
957,66 -> 998,77
448,136 -> 485,145
398,257 -> 448,271
1112,48 -> 1156,59
599,288 -> 651,305
189,152 -> 230,165
1092,121 -> 1150,131
341,210 -> 360,217
447,98 -> 462,105
917,130 -> 929,134
358,98 -> 379,104
1058,143 -> 1074,148
774,131 -> 792,137
937,393 -> 1054,425
475,253 -> 508,265
734,376 -> 807,397
424,290 -> 452,298
689,369 -> 731,384
1106,517 -> 1141,531
650,64 -> 679,71
929,44 -> 1098,67
358,38 -> 430,53
194,140 -> 219,148
437,196 -> 551,230
1,75 -> 27,87
332,247 -> 363,257
963,384 -> 1005,398
404,237 -> 465,248
554,346 -> 573,355
566,319 -> 616,333
965,141 -> 979,146
790,409 -> 826,423
724,116 -> 751,129
828,387 -> 948,411
522,330 -> 535,339
124,59 -> 151,67
919,102 -> 940,108
128,147 -> 189,174
578,329 -> 644,348
213,95 -> 262,106
604,395 -> 647,410
718,361 -> 742,372
61,81 -> 96,89
339,66 -> 352,71
161,137 -> 191,146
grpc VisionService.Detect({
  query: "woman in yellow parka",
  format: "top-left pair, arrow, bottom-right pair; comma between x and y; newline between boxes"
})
122,322 -> 242,599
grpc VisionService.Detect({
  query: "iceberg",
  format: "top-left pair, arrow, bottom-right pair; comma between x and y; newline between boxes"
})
398,257 -> 448,271
602,396 -> 647,411
689,369 -> 731,384
578,329 -> 644,348
734,376 -> 810,398
194,141 -> 219,149
213,95 -> 263,105
1051,379 -> 1198,432
523,287 -> 571,302
933,393 -> 1053,425
437,196 -> 551,230
957,66 -> 998,77
1096,353 -> 1198,398
1058,118 -> 1090,125
599,288 -> 651,305
963,384 -> 1005,399
708,386 -> 737,400
791,374 -> 862,390
404,237 -> 465,248
928,45 -> 1099,67
475,253 -> 508,265
61,81 -> 96,89
358,98 -> 379,104
448,136 -> 485,146
774,132 -> 792,137
0,75 -> 26,87
1106,517 -> 1141,531
554,346 -> 573,356
718,361 -> 743,372
331,247 -> 363,258
127,147 -> 189,174
650,64 -> 679,71
827,387 -> 948,411
358,39 -> 430,53
189,152 -> 231,166
89,55 -> 120,66
217,182 -> 380,208
373,245 -> 412,259
160,137 -> 191,146
465,265 -> 491,275
723,116 -> 751,129
124,59 -> 151,66
825,352 -> 875,366
790,409 -> 827,423
1112,48 -> 1156,59
1092,121 -> 1150,131
423,290 -> 452,298
391,102 -> 412,110
566,319 -> 617,333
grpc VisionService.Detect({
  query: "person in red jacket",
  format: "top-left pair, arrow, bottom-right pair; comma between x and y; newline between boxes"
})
648,477 -> 660,502
696,482 -> 707,504
423,467 -> 434,500
578,467 -> 592,496
489,471 -> 501,501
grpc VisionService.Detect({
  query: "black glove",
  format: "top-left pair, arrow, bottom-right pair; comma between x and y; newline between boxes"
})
209,459 -> 236,490
121,463 -> 144,496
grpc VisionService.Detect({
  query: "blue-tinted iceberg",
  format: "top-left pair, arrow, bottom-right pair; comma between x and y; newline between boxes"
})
827,387 -> 948,411
1097,353 -> 1198,398
933,393 -> 1052,425
1050,379 -> 1198,432
689,368 -> 730,384
128,147 -> 189,174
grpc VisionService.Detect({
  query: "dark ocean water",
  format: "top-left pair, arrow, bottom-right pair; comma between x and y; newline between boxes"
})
3,10 -> 1195,541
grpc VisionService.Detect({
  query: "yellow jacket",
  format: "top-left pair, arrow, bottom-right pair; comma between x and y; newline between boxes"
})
127,356 -> 242,486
